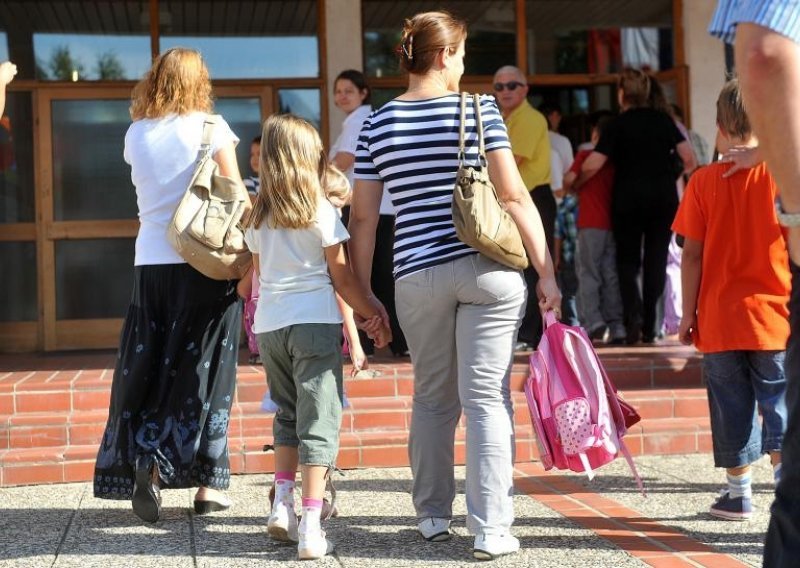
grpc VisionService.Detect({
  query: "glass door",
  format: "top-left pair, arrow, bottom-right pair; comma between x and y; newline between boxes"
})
36,85 -> 272,350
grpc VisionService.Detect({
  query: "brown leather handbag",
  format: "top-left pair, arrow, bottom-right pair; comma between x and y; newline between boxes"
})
451,92 -> 529,270
167,115 -> 252,281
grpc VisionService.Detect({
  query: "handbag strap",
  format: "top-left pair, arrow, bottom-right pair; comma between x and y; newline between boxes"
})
472,93 -> 486,165
458,91 -> 467,165
457,93 -> 487,167
199,114 -> 220,160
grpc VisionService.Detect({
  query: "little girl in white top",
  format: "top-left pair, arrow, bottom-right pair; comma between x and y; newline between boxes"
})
244,114 -> 389,560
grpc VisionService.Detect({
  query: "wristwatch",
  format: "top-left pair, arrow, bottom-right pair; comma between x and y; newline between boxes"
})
776,199 -> 800,227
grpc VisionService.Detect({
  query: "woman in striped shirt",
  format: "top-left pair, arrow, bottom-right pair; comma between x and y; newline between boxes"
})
348,11 -> 560,561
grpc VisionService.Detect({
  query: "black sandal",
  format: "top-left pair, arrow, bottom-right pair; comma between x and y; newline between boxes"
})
132,455 -> 162,523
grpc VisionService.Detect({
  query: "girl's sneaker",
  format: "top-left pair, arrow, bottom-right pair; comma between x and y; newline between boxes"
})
298,528 -> 334,560
267,498 -> 299,543
473,533 -> 520,560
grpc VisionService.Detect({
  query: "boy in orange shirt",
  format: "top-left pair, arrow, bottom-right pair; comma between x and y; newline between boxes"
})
673,79 -> 791,520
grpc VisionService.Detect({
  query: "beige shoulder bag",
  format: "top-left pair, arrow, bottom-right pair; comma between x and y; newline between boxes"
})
167,115 -> 252,280
451,93 -> 529,270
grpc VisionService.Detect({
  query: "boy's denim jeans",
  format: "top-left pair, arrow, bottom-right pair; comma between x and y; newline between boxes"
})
703,351 -> 787,468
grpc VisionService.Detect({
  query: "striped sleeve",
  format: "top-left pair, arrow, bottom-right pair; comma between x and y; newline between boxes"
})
709,0 -> 800,45
479,95 -> 512,152
354,113 -> 382,181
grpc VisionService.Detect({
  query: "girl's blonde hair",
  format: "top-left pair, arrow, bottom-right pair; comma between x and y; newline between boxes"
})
249,114 -> 327,230
324,165 -> 351,208
130,48 -> 213,120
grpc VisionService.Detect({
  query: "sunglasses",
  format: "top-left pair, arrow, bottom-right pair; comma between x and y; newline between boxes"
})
493,81 -> 524,92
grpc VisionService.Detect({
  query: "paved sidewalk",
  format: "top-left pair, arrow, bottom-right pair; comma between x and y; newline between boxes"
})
0,454 -> 773,567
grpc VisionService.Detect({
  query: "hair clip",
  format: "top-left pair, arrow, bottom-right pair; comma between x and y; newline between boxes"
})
398,35 -> 413,60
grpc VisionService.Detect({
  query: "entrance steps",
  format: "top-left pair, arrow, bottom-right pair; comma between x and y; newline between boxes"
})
0,344 -> 710,487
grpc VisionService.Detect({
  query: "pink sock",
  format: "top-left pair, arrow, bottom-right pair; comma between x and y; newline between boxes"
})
302,498 -> 323,509
275,471 -> 296,483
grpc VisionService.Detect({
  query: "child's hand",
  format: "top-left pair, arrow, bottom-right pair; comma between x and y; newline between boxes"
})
349,342 -> 369,377
236,277 -> 251,300
678,314 -> 695,345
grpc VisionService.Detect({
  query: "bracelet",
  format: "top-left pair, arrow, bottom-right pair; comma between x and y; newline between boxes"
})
776,199 -> 800,227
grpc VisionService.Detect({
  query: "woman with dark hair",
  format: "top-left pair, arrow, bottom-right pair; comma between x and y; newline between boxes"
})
576,68 -> 697,344
348,11 -> 560,560
331,69 -> 407,358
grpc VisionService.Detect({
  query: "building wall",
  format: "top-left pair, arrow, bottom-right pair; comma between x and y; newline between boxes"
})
325,0 -> 363,147
684,0 -> 726,155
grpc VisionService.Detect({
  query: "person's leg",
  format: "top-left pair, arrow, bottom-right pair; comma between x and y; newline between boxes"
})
395,263 -> 460,534
557,260 -> 579,326
372,214 -> 407,355
736,23 -> 800,265
703,351 -> 760,520
765,262 -> 800,567
519,185 -> 556,346
576,229 -> 608,336
261,327 -> 302,543
454,254 -> 526,558
641,211 -> 673,342
289,323 -> 343,559
747,350 -> 787,481
599,231 -> 626,341
612,212 -> 644,343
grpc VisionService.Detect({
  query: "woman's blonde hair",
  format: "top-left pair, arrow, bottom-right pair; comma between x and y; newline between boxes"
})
249,114 -> 327,230
130,48 -> 213,120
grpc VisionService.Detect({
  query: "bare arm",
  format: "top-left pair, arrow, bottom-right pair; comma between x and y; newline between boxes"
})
0,62 -> 17,118
487,147 -> 561,311
677,140 -> 698,175
331,151 -> 356,173
347,179 -> 383,290
678,237 -> 703,345
574,151 -> 608,189
335,292 -> 368,374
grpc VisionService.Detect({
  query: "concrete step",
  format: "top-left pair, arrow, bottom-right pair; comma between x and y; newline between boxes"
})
0,389 -> 710,451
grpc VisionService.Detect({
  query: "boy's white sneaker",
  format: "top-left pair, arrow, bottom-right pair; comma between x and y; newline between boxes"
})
267,499 -> 299,543
298,528 -> 334,560
417,517 -> 451,541
473,533 -> 520,560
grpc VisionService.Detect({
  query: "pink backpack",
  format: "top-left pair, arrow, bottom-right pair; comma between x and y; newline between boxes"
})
524,312 -> 645,494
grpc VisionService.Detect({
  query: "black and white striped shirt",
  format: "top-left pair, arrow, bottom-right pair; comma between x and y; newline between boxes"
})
354,94 -> 511,280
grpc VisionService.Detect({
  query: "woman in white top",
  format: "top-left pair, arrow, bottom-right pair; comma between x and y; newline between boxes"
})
93,48 -> 244,523
332,69 -> 407,356
349,12 -> 560,561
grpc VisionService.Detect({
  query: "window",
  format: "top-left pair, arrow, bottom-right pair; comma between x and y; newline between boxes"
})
160,1 -> 319,79
363,1 -> 516,77
525,0 -> 674,75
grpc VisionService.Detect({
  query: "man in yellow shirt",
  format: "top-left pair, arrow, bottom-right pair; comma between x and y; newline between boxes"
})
494,65 -> 554,348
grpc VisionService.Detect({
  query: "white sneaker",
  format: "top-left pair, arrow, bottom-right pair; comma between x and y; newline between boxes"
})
298,528 -> 334,560
473,533 -> 520,560
267,499 -> 299,543
417,517 -> 451,542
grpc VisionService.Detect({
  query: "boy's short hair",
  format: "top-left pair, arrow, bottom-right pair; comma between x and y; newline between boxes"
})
716,78 -> 751,139
251,135 -> 262,145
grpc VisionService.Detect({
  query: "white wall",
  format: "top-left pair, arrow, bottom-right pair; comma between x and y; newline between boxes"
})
684,0 -> 727,155
324,0 -> 363,147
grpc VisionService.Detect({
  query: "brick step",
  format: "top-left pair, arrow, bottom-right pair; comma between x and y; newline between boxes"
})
0,354 -> 704,414
0,416 -> 711,487
0,389 -> 710,451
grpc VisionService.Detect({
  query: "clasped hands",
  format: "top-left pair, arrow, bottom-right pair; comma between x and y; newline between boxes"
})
355,295 -> 392,349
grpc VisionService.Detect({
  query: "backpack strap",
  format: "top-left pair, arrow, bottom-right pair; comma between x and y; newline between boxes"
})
619,438 -> 646,497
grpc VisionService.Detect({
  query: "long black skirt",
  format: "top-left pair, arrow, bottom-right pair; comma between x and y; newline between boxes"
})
94,264 -> 241,499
